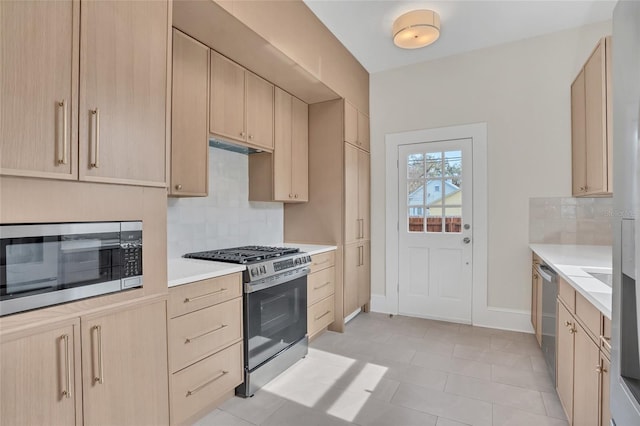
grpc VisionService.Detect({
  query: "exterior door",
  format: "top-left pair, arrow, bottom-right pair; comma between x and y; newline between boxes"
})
398,139 -> 473,322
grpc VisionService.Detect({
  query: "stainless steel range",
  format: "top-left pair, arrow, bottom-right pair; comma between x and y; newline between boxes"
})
184,246 -> 310,397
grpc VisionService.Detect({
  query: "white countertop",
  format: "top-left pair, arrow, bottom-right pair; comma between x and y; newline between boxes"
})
529,244 -> 613,319
167,258 -> 245,288
281,243 -> 337,256
167,243 -> 337,288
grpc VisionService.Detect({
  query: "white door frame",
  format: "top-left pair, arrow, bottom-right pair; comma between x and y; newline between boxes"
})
384,123 -> 488,325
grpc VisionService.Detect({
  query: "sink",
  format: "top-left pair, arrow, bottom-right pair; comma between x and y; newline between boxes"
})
582,267 -> 613,287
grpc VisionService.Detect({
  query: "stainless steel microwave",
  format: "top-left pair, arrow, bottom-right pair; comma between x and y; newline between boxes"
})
0,221 -> 143,316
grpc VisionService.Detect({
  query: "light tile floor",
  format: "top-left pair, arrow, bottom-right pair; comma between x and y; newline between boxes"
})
195,313 -> 568,426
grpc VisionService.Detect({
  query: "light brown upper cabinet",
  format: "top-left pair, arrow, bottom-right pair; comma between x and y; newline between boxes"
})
170,30 -> 210,197
571,37 -> 612,197
344,100 -> 370,152
249,88 -> 308,202
1,0 -> 170,187
210,50 -> 274,151
0,0 -> 79,180
345,144 -> 370,244
79,0 -> 168,187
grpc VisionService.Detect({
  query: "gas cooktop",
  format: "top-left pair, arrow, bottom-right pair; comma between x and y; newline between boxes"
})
184,245 -> 300,264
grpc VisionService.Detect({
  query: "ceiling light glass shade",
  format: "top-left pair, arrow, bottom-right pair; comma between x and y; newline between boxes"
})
392,10 -> 441,49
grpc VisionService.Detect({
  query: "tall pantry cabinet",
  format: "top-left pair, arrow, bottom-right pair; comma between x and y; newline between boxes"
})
284,99 -> 370,332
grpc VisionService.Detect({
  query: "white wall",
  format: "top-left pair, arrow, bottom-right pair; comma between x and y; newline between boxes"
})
370,21 -> 612,315
167,147 -> 283,258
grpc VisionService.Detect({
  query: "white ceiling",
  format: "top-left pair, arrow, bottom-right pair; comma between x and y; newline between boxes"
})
302,0 -> 616,73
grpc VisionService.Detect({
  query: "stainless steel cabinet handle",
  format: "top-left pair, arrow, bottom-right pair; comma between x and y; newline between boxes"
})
61,334 -> 71,398
92,325 -> 104,384
289,193 -> 293,198
175,184 -> 183,191
240,131 -> 245,137
186,370 -> 228,396
90,109 -> 100,168
184,287 -> 227,303
358,245 -> 363,266
313,281 -> 332,290
315,310 -> 332,321
57,100 -> 68,165
564,321 -> 572,327
294,194 -> 298,199
185,324 -> 227,344
248,134 -> 253,140
600,335 -> 612,351
313,259 -> 330,266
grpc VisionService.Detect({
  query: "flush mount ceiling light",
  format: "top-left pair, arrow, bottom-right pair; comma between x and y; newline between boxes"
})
392,9 -> 441,49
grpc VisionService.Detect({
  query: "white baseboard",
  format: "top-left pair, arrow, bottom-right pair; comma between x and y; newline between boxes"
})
370,294 -> 534,334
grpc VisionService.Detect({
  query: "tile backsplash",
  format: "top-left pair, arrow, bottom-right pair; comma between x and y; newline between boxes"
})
167,146 -> 283,258
529,197 -> 613,245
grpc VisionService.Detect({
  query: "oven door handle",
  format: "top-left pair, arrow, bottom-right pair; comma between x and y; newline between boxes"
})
245,267 -> 310,293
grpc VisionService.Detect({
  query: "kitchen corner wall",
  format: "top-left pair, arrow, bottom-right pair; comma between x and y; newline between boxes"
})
530,197 -> 613,245
167,146 -> 283,259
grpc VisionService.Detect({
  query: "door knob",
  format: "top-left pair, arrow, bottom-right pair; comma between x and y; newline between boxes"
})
463,237 -> 471,244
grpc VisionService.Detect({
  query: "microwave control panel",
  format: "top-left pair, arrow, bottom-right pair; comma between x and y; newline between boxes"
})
121,229 -> 143,278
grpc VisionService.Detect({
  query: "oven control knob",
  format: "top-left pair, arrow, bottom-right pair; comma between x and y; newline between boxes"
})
260,265 -> 266,274
251,267 -> 258,276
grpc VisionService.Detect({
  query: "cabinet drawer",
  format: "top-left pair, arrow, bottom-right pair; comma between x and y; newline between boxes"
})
310,251 -> 335,274
170,342 -> 243,426
169,273 -> 242,318
576,292 -> 602,340
308,295 -> 335,337
308,267 -> 335,306
169,297 -> 242,373
558,278 -> 576,312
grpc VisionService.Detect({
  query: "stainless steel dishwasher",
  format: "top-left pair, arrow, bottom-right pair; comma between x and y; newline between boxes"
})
537,262 -> 558,383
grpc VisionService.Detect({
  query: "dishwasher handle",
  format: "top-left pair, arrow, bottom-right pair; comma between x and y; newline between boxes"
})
536,264 -> 556,283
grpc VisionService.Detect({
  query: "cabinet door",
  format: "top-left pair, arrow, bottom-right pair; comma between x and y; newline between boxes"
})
343,243 -> 360,318
571,69 -> 587,196
358,241 -> 371,309
1,320 -> 81,426
291,96 -> 309,201
345,143 -> 360,244
246,72 -> 274,150
79,0 -> 168,186
584,40 -> 608,195
170,30 -> 209,197
357,111 -> 370,152
601,354 -> 610,426
557,301 -> 574,423
573,322 -> 600,426
273,87 -> 293,200
82,299 -> 169,426
358,149 -> 370,241
344,100 -> 358,145
210,50 -> 245,142
0,0 -> 78,180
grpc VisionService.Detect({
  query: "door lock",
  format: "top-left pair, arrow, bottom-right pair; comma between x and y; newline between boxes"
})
463,237 -> 471,244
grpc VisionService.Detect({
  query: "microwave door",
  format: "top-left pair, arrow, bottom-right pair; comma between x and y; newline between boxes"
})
4,237 -> 59,295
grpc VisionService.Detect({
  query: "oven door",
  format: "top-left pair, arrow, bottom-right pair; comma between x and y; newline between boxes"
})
0,223 -> 123,315
244,274 -> 307,371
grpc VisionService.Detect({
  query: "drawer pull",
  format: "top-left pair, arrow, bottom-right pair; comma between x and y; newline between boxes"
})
315,310 -> 332,321
313,281 -> 332,290
184,288 -> 227,303
92,325 -> 104,384
185,324 -> 228,344
60,334 -> 71,398
186,370 -> 229,397
600,335 -> 612,351
313,259 -> 330,266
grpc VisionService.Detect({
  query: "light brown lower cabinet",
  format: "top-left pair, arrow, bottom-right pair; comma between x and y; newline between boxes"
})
344,241 -> 370,318
81,298 -> 169,426
167,272 -> 244,425
0,319 -> 82,426
0,297 -> 169,426
307,250 -> 336,340
556,298 -> 611,426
